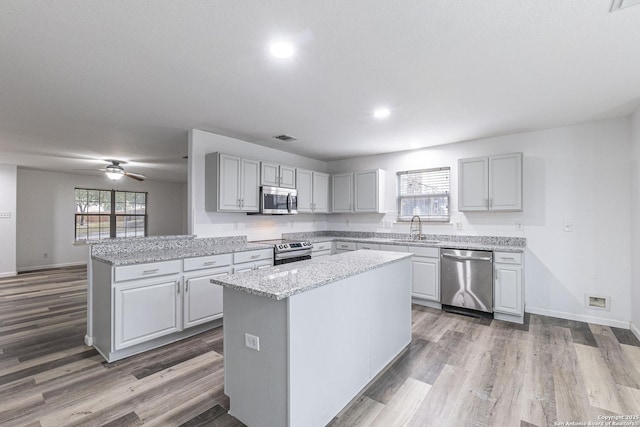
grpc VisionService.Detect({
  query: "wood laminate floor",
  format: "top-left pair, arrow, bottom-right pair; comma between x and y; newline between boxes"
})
1,267 -> 639,426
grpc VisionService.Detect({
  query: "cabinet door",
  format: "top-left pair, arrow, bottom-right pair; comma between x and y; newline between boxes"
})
280,165 -> 297,188
459,157 -> 489,211
489,153 -> 522,211
494,263 -> 522,315
261,162 -> 280,187
296,169 -> 313,213
114,279 -> 181,350
241,159 -> 260,212
184,269 -> 230,328
411,256 -> 440,301
354,170 -> 379,212
219,154 -> 242,211
332,173 -> 353,213
312,172 -> 330,213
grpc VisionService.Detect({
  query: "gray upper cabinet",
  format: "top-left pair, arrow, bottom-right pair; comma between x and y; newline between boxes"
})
459,153 -> 522,212
296,169 -> 329,213
331,169 -> 385,213
261,162 -> 296,188
205,153 -> 260,212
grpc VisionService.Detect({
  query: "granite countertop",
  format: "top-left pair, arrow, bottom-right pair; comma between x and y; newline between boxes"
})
211,250 -> 413,300
92,241 -> 273,266
306,236 -> 525,253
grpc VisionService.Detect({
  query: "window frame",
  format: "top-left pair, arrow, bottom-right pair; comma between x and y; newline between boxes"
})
74,188 -> 148,242
396,167 -> 450,223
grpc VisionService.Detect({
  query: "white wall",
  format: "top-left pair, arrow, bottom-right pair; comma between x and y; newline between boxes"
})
327,118 -> 633,327
16,168 -> 187,271
0,164 -> 17,277
631,108 -> 640,336
189,129 -> 328,240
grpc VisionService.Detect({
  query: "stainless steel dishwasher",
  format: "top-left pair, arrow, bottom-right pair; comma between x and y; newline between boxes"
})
440,248 -> 493,316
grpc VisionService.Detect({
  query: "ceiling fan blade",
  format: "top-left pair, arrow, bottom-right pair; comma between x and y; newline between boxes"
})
124,172 -> 146,181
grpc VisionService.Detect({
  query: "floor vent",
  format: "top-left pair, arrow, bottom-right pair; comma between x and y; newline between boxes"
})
611,0 -> 640,12
585,294 -> 610,311
273,134 -> 298,142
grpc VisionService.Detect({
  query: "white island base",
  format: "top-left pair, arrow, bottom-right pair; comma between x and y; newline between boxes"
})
223,257 -> 412,427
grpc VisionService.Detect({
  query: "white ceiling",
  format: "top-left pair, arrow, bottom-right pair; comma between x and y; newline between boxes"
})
1,0 -> 640,183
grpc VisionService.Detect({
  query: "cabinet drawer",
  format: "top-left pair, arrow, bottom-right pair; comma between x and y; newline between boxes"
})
312,249 -> 332,258
183,253 -> 232,271
407,246 -> 439,258
494,252 -> 522,264
357,243 -> 380,250
233,249 -> 273,264
335,241 -> 356,251
312,242 -> 333,252
114,260 -> 181,282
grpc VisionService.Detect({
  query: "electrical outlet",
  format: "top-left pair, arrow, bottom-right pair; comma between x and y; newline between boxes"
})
233,221 -> 238,230
454,221 -> 462,230
346,219 -> 350,227
563,219 -> 573,232
245,333 -> 260,351
515,222 -> 523,231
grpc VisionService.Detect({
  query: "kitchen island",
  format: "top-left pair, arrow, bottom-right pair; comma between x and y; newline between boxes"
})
211,250 -> 413,427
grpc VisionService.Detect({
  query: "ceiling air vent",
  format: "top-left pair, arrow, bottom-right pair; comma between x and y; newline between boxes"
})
273,134 -> 298,142
611,0 -> 640,11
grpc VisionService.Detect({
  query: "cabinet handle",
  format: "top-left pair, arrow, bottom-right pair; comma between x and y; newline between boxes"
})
142,269 -> 159,275
203,261 -> 217,266
186,282 -> 189,292
500,257 -> 515,261
250,255 -> 260,259
176,281 -> 180,294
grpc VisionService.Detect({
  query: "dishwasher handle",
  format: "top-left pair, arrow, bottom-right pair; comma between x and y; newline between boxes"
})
441,253 -> 492,262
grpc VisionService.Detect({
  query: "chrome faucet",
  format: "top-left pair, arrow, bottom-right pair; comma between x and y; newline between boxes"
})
410,215 -> 422,240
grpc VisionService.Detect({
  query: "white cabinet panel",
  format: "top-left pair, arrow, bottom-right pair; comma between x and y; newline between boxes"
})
459,153 -> 522,212
261,162 -> 296,189
332,173 -> 353,213
494,252 -> 523,316
296,169 -> 329,213
205,153 -> 259,212
354,170 -> 385,213
296,169 -> 313,212
114,279 -> 181,350
184,269 -> 230,328
411,256 -> 439,301
489,153 -> 522,211
459,157 -> 489,211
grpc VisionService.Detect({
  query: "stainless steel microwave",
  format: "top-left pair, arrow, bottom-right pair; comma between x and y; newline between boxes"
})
260,186 -> 298,214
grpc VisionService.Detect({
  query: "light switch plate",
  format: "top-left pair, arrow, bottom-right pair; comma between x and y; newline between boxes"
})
0,212 -> 11,219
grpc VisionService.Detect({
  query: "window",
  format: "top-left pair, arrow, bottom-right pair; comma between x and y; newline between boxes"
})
75,188 -> 147,241
397,167 -> 450,222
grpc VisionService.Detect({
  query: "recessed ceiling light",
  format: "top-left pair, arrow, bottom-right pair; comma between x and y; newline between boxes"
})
373,108 -> 391,119
270,42 -> 295,59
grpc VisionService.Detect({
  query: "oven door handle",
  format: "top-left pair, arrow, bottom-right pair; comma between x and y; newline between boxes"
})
275,249 -> 312,260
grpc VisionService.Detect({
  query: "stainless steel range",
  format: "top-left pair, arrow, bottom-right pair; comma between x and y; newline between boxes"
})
251,239 -> 313,265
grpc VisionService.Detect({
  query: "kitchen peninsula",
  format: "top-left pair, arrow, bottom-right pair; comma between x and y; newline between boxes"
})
211,250 -> 413,427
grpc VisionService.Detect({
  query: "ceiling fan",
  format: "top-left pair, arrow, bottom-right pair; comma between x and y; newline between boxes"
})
101,160 -> 146,181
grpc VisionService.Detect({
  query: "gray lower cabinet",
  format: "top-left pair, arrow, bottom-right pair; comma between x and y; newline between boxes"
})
405,246 -> 440,303
91,249 -> 273,362
311,241 -> 333,258
114,276 -> 181,351
494,252 -> 524,319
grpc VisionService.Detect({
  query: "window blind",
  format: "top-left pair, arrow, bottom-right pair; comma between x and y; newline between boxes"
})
397,167 -> 450,221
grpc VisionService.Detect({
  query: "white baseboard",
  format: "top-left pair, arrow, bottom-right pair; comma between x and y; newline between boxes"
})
526,306 -> 631,329
0,270 -> 18,278
17,261 -> 86,273
631,322 -> 640,341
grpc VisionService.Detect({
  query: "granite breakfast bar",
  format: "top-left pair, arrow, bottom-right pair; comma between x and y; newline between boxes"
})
211,250 -> 413,427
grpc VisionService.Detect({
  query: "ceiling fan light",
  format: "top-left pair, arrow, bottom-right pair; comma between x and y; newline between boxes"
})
105,170 -> 124,180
